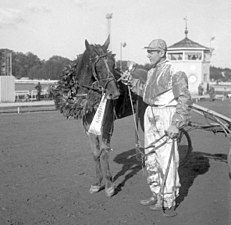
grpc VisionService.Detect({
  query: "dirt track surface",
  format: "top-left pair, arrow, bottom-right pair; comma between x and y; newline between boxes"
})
0,100 -> 230,225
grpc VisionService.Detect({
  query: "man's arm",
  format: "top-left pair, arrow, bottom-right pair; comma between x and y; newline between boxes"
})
121,67 -> 148,97
171,71 -> 192,129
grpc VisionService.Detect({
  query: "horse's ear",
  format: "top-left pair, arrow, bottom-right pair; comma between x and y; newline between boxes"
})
85,40 -> 91,51
102,35 -> 110,50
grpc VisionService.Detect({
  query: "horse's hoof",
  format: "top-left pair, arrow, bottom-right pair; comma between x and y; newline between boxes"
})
89,185 -> 102,194
105,185 -> 115,198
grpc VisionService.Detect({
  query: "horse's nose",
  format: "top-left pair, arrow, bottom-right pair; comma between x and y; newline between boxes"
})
108,89 -> 120,100
113,90 -> 120,99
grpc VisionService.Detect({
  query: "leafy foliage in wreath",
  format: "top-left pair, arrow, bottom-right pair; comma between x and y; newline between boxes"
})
52,60 -> 101,119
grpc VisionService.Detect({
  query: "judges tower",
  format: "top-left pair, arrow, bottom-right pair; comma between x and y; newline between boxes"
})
167,19 -> 212,94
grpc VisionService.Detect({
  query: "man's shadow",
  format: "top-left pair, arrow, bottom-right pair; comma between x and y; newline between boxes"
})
176,152 -> 227,208
113,148 -> 227,206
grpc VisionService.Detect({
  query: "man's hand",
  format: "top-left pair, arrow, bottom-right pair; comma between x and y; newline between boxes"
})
166,125 -> 179,139
127,61 -> 137,72
120,71 -> 132,86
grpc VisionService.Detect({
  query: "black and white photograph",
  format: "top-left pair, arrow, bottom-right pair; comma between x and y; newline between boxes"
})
0,0 -> 230,224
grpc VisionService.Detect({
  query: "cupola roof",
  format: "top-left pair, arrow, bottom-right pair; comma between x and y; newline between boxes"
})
168,37 -> 210,50
168,19 -> 210,51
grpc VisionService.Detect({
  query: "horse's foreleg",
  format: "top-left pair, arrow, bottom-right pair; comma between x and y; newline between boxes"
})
101,143 -> 115,197
100,101 -> 115,197
87,133 -> 104,193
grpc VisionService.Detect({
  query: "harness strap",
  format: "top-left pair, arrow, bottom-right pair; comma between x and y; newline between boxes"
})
76,81 -> 102,94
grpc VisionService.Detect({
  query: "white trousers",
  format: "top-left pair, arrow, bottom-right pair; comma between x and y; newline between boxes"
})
144,106 -> 180,208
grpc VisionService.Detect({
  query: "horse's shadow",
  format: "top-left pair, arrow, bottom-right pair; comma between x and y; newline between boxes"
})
113,148 -> 227,207
113,148 -> 143,195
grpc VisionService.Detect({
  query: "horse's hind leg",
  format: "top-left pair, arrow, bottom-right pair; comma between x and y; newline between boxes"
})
87,133 -> 104,194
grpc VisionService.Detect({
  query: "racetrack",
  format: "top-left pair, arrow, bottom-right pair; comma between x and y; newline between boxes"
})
0,100 -> 230,225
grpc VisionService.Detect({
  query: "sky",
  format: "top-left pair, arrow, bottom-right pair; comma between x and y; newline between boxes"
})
0,0 -> 231,68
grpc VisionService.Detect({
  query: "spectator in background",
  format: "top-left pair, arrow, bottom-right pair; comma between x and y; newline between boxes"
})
198,83 -> 204,96
223,88 -> 228,100
47,84 -> 54,100
208,86 -> 216,101
35,82 -> 42,101
206,83 -> 210,94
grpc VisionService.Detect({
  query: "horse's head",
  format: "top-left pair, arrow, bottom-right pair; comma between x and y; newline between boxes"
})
84,37 -> 120,100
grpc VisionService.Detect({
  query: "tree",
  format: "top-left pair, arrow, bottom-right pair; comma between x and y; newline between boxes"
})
12,52 -> 28,78
11,51 -> 72,80
10,49 -> 231,81
42,56 -> 72,80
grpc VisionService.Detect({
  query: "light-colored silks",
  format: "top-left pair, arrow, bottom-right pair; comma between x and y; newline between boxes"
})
144,105 -> 180,208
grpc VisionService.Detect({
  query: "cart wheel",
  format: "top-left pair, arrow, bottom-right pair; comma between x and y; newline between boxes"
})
178,128 -> 192,166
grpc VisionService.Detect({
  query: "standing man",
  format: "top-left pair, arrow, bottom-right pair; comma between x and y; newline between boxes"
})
122,39 -> 192,217
208,86 -> 215,101
35,82 -> 42,101
198,83 -> 203,96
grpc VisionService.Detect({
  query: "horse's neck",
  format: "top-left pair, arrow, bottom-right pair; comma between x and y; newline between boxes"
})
80,70 -> 93,85
75,61 -> 94,90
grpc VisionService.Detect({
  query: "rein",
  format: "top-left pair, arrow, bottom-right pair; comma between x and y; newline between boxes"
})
127,87 -> 142,152
115,68 -> 144,161
126,78 -> 170,161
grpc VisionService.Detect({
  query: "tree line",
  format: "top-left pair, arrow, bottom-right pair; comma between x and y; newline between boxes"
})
11,50 -> 231,82
12,51 -> 72,80
210,66 -> 231,82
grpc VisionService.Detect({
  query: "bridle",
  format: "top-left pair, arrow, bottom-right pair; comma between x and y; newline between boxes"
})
91,53 -> 117,92
74,49 -> 118,97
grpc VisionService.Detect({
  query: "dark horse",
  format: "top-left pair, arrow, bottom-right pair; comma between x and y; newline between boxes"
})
53,37 -> 146,197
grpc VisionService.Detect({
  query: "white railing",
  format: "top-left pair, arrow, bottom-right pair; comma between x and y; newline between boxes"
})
15,90 -> 30,101
15,89 -> 49,102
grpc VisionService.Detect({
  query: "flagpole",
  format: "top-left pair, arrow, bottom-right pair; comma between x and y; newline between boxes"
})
210,36 -> 215,56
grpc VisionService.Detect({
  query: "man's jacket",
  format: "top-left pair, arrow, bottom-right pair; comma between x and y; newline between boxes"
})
129,60 -> 192,128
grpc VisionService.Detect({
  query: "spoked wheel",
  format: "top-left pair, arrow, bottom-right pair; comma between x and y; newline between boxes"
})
178,128 -> 192,167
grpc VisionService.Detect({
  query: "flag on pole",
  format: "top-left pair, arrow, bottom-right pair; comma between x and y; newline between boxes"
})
211,36 -> 215,41
106,13 -> 113,19
221,71 -> 225,77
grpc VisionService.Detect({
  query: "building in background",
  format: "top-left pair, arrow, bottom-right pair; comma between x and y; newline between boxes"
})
14,78 -> 57,102
0,49 -> 12,76
0,49 -> 15,102
167,27 -> 212,95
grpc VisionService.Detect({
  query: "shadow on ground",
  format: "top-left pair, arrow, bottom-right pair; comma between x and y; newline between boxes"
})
113,148 -> 227,207
113,148 -> 144,195
176,151 -> 227,207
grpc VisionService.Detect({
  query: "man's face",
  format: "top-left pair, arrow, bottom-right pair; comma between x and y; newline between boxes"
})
147,49 -> 163,66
